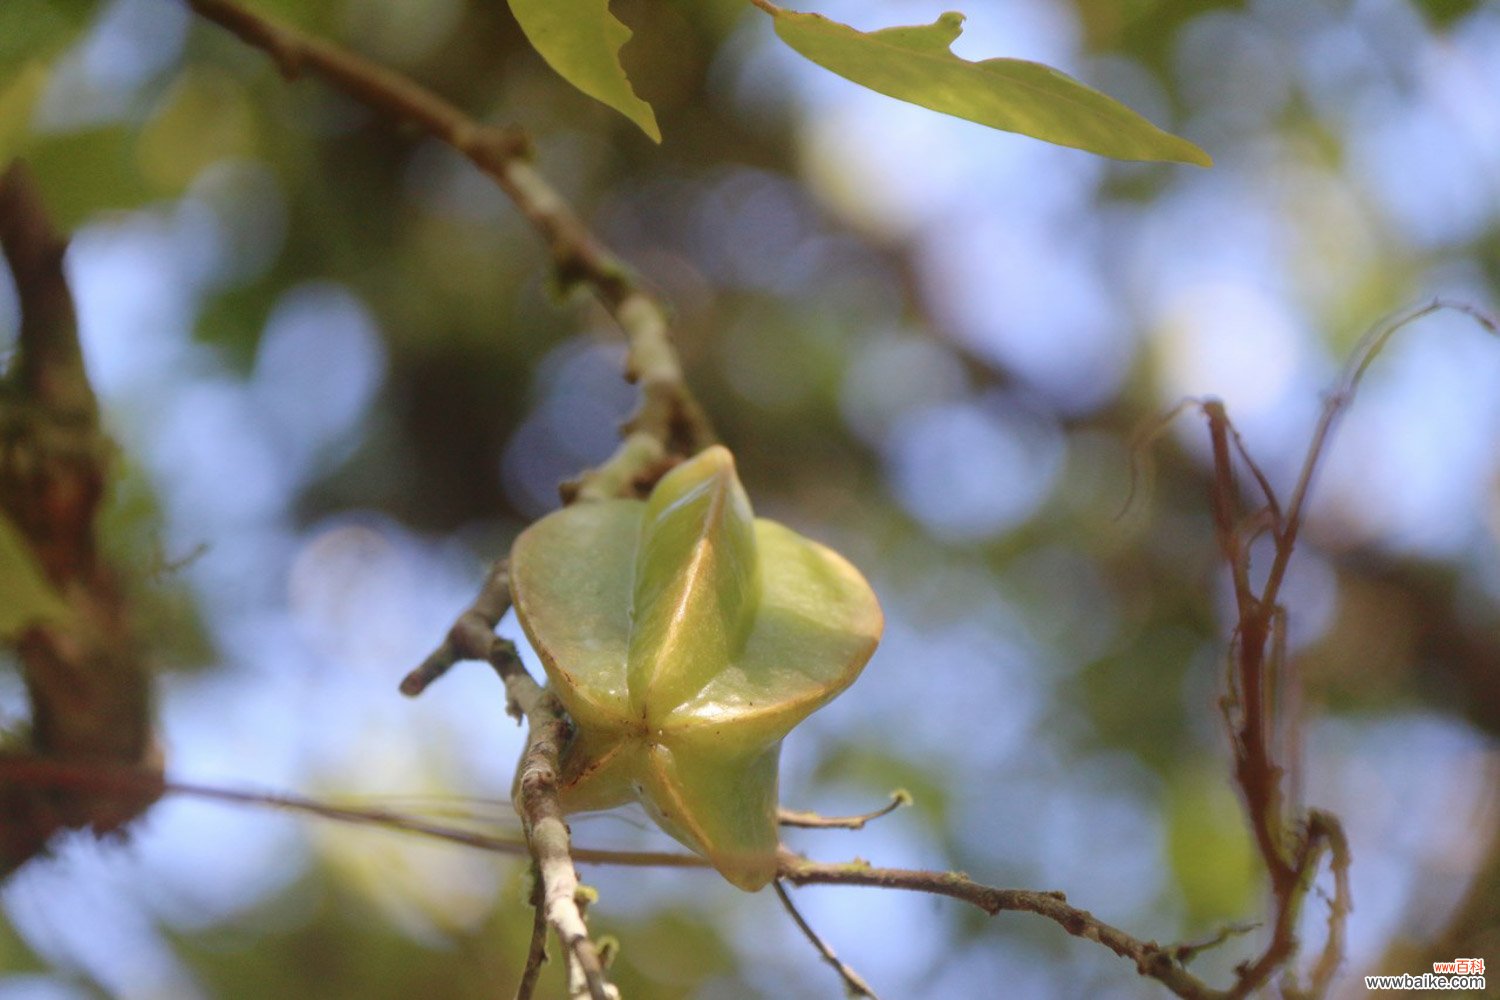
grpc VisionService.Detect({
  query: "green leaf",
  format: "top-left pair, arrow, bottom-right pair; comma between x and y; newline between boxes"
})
0,0 -> 96,77
1165,766 -> 1258,922
510,446 -> 882,889
0,512 -> 69,640
0,61 -> 49,167
506,0 -> 661,142
769,8 -> 1211,167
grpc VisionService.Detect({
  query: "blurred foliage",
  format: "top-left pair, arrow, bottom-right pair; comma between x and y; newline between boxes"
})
2,0 -> 1499,996
0,514 -> 70,639
1164,765 -> 1257,924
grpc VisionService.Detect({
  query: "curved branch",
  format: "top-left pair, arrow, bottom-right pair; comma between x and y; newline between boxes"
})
182,0 -> 714,471
0,755 -> 1342,1000
777,850 -> 1226,1000
778,790 -> 911,830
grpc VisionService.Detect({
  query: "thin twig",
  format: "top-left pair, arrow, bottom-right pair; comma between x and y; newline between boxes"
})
773,879 -> 880,999
560,431 -> 670,504
778,790 -> 911,830
182,0 -> 714,474
1181,300 -> 1495,998
0,753 -> 1320,1000
516,865 -> 550,1000
400,559 -> 510,697
490,640 -> 614,1000
1263,298 -> 1496,610
1168,923 -> 1258,966
777,850 -> 1226,1000
0,756 -> 704,869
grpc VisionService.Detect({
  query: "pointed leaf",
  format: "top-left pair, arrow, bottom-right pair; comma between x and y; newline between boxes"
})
0,62 -> 47,166
770,8 -> 1211,166
506,0 -> 661,142
0,512 -> 69,639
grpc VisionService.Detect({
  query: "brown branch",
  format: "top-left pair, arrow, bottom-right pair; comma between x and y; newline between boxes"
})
164,7 -> 711,987
773,879 -> 880,999
400,558 -> 510,697
1179,300 -> 1496,998
182,0 -> 714,474
1263,298 -> 1495,610
0,755 -> 706,869
0,754 -> 1338,1000
777,850 -> 1227,1000
1168,923 -> 1259,966
778,790 -> 911,830
0,161 -> 158,876
0,164 -> 95,419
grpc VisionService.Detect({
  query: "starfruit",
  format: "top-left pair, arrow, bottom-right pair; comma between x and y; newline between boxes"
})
509,446 -> 882,890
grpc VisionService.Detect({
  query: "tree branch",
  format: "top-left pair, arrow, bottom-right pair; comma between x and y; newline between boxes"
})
516,865 -> 551,1000
777,850 -> 1227,1000
490,640 -> 615,1000
182,0 -> 714,473
0,755 -> 1341,1000
778,790 -> 911,830
400,558 -> 510,697
1168,302 -> 1500,998
0,161 -> 158,876
163,8 -> 717,988
773,879 -> 880,998
0,756 -> 706,870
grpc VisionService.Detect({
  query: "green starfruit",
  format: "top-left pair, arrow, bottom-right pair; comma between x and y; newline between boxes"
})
510,446 -> 882,890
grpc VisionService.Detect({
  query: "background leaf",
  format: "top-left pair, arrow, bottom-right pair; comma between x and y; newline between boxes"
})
770,8 -> 1211,166
0,62 -> 48,167
506,0 -> 661,142
0,513 -> 69,640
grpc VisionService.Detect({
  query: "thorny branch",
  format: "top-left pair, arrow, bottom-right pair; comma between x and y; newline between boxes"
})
778,850 -> 1229,1000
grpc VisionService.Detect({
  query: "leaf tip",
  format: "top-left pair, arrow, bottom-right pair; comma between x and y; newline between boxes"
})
1183,143 -> 1214,168
637,113 -> 664,144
